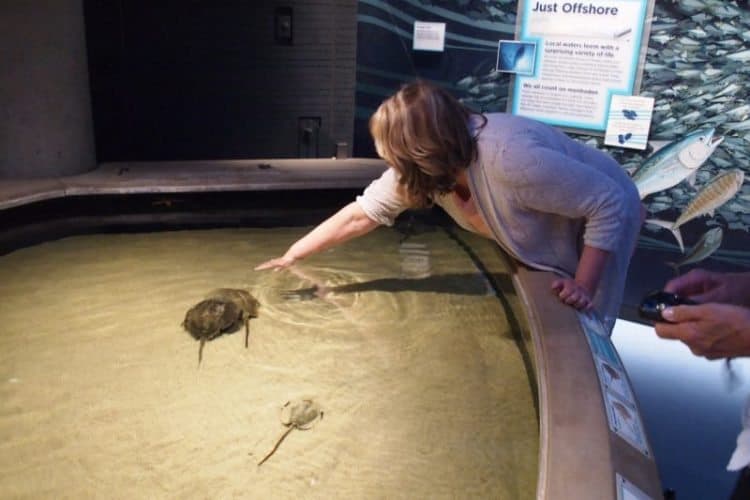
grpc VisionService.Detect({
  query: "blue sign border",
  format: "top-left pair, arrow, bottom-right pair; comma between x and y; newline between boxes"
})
509,0 -> 652,134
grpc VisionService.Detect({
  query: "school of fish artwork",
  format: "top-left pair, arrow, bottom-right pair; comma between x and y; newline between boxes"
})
182,288 -> 260,365
631,127 -> 724,200
646,169 -> 745,253
666,227 -> 724,275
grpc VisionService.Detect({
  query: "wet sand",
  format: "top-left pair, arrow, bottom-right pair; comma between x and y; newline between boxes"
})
0,226 -> 537,498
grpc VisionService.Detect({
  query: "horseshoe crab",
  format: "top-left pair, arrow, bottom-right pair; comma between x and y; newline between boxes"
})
182,288 -> 259,364
257,398 -> 323,467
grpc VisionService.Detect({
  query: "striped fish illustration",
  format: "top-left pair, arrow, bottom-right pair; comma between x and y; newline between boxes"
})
666,227 -> 723,275
646,169 -> 744,252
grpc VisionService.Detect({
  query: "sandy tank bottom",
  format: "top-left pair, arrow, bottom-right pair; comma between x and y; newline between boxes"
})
0,225 -> 538,499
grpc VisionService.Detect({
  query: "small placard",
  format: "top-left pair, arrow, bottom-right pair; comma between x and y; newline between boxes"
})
595,357 -> 634,403
616,473 -> 654,500
413,21 -> 446,52
605,390 -> 650,456
497,40 -> 537,76
604,95 -> 655,150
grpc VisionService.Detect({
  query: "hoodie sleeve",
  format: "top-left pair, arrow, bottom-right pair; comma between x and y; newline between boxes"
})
355,167 -> 412,226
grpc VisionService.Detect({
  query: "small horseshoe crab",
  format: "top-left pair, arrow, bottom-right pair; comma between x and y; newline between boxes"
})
257,398 -> 323,467
182,288 -> 260,365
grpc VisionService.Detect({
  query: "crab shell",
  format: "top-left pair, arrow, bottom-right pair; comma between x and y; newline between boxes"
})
205,288 -> 260,320
182,298 -> 242,341
280,399 -> 323,430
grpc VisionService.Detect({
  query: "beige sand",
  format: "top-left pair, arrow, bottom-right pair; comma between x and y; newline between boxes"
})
0,226 -> 537,499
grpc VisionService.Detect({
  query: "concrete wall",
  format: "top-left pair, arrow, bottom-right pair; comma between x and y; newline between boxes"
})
0,0 -> 96,179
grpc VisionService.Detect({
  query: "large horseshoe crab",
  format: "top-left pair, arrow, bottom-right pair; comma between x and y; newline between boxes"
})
182,288 -> 260,364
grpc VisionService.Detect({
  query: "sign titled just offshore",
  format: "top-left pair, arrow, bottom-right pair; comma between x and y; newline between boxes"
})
530,2 -> 620,15
509,0 -> 652,133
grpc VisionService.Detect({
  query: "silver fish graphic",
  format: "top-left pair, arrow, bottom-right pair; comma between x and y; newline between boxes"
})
646,169 -> 744,252
666,226 -> 723,274
632,128 -> 724,199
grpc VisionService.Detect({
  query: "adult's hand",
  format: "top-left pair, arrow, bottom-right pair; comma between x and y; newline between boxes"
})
664,268 -> 736,305
655,303 -> 750,359
254,255 -> 296,271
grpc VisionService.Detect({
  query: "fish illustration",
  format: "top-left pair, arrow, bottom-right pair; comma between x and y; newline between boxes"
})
666,226 -> 723,274
646,169 -> 744,252
612,400 -> 632,422
631,127 -> 724,199
622,109 -> 638,120
601,362 -> 621,383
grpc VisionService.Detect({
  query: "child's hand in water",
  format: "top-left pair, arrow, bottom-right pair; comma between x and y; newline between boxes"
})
551,278 -> 593,311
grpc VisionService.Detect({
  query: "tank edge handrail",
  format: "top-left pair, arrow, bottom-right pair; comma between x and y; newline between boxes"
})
502,256 -> 662,500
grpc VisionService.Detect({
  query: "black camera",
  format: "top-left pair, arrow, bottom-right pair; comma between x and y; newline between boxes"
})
638,290 -> 697,322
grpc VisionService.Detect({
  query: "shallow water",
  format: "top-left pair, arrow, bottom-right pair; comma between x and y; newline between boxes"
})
0,226 -> 537,499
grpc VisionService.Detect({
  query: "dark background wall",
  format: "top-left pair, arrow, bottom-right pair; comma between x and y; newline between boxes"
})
84,0 -> 357,161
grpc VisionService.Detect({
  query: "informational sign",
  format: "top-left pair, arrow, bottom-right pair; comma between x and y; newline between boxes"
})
413,21 -> 446,52
604,389 -> 649,454
616,473 -> 654,500
508,0 -> 654,134
604,94 -> 654,150
581,314 -> 654,459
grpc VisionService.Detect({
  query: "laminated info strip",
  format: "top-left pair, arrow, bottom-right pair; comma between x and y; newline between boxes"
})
617,473 -> 654,500
605,94 -> 655,150
580,313 -> 653,458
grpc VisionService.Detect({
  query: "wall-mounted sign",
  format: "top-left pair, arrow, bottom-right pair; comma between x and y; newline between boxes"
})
413,21 -> 446,52
508,0 -> 654,134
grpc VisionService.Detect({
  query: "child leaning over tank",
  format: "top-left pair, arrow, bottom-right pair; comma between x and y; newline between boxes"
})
256,80 -> 644,334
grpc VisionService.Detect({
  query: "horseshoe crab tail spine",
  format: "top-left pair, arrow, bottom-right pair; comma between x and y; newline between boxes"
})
198,338 -> 206,366
257,426 -> 295,467
245,320 -> 250,348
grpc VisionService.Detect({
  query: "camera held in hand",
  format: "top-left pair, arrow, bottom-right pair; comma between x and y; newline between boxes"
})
638,290 -> 697,322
